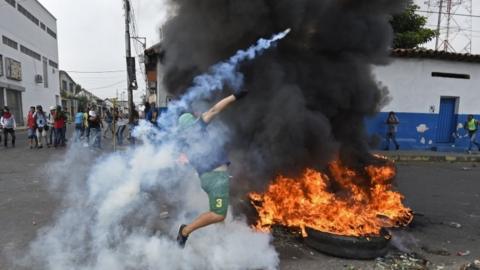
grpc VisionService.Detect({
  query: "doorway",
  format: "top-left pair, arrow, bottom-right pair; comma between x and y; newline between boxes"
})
436,97 -> 458,143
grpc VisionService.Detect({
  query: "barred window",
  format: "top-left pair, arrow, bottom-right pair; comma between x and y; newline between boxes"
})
2,35 -> 18,50
49,60 -> 58,69
47,28 -> 57,39
5,0 -> 15,8
17,4 -> 39,26
20,45 -> 41,61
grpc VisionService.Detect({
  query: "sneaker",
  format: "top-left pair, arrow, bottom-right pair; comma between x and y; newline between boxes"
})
176,224 -> 189,248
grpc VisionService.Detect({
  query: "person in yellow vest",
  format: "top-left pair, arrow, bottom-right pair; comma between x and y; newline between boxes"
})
465,115 -> 480,154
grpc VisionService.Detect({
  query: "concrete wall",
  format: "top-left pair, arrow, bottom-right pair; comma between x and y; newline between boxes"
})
0,0 -> 59,125
368,58 -> 480,151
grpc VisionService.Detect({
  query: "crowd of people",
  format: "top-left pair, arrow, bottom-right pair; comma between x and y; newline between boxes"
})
0,104 -> 144,149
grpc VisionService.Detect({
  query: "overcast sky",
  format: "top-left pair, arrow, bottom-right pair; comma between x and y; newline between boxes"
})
38,0 -> 479,102
39,0 -> 169,102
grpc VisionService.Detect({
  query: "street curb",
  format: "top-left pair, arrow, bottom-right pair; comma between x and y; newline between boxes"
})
380,154 -> 480,163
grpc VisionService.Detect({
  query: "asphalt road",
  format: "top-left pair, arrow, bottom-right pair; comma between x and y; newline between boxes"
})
0,136 -> 479,269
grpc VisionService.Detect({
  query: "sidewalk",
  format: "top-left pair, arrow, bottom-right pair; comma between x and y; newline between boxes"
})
374,150 -> 480,162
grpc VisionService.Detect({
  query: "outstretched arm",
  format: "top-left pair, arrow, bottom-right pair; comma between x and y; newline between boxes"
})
201,91 -> 247,124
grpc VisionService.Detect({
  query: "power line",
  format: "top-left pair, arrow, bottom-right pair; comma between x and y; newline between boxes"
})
418,10 -> 480,18
88,80 -> 126,90
66,70 -> 126,74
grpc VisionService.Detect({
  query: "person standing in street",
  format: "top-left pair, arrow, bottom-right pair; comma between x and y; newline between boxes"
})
47,106 -> 56,147
54,105 -> 66,147
103,109 -> 114,139
27,106 -> 38,149
176,90 -> 247,248
1,107 -> 16,147
0,107 -> 3,144
74,108 -> 85,142
115,112 -> 127,146
83,108 -> 90,146
88,110 -> 103,148
34,105 -> 48,148
465,114 -> 480,154
385,111 -> 400,151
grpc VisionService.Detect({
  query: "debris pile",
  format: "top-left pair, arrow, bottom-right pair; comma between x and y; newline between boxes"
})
375,253 -> 429,270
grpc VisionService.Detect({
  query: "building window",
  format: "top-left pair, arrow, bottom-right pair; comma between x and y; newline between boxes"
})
2,35 -> 18,50
62,80 -> 67,91
69,82 -> 74,92
47,28 -> 57,39
5,57 -> 22,81
17,3 -> 39,26
20,45 -> 41,61
40,22 -> 46,30
431,72 -> 470,80
43,57 -> 48,88
0,55 -> 3,77
5,0 -> 15,8
48,60 -> 58,69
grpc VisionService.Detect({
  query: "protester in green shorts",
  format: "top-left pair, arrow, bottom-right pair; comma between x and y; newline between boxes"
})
176,90 -> 247,248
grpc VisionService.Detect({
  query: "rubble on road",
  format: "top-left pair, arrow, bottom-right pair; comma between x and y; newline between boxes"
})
460,260 -> 480,270
375,252 -> 430,270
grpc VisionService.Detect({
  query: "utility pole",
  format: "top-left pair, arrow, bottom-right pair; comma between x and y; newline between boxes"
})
132,36 -> 147,102
435,0 -> 444,50
123,0 -> 136,122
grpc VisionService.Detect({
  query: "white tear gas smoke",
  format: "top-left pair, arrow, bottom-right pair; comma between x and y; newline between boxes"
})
160,28 -> 291,127
15,30 -> 291,270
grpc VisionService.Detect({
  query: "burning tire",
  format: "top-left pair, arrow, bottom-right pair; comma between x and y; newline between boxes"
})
303,228 -> 391,260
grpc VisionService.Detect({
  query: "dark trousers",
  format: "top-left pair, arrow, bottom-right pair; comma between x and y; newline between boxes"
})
385,132 -> 399,150
3,128 -> 15,147
48,126 -> 55,145
54,128 -> 65,146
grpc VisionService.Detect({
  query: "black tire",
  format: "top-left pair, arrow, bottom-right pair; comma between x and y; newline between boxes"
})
303,227 -> 391,260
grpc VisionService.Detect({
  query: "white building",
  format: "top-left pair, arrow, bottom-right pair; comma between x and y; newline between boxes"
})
369,49 -> 480,150
0,0 -> 59,125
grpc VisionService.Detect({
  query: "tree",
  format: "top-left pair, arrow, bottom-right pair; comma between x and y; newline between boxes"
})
390,2 -> 437,49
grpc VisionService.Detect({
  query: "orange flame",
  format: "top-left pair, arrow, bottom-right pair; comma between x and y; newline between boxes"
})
249,160 -> 413,237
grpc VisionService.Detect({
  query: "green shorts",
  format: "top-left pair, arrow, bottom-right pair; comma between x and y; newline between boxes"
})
199,170 -> 230,216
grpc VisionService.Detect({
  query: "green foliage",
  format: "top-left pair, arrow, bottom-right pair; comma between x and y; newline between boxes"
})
391,2 -> 437,49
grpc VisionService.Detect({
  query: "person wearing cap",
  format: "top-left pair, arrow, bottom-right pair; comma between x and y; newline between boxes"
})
47,106 -> 56,147
1,107 -> 16,147
176,90 -> 247,248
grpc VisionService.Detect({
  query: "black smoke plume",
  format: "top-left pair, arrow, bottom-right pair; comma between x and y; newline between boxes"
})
160,0 -> 407,196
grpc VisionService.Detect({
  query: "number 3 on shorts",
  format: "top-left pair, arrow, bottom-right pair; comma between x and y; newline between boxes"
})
215,198 -> 223,208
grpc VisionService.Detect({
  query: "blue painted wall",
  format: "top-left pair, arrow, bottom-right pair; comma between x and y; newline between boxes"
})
366,112 -> 480,152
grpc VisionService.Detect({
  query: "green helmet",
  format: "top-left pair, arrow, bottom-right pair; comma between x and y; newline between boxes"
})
178,113 -> 197,130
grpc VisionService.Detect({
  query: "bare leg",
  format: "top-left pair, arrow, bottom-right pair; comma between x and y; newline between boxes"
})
182,211 -> 225,236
